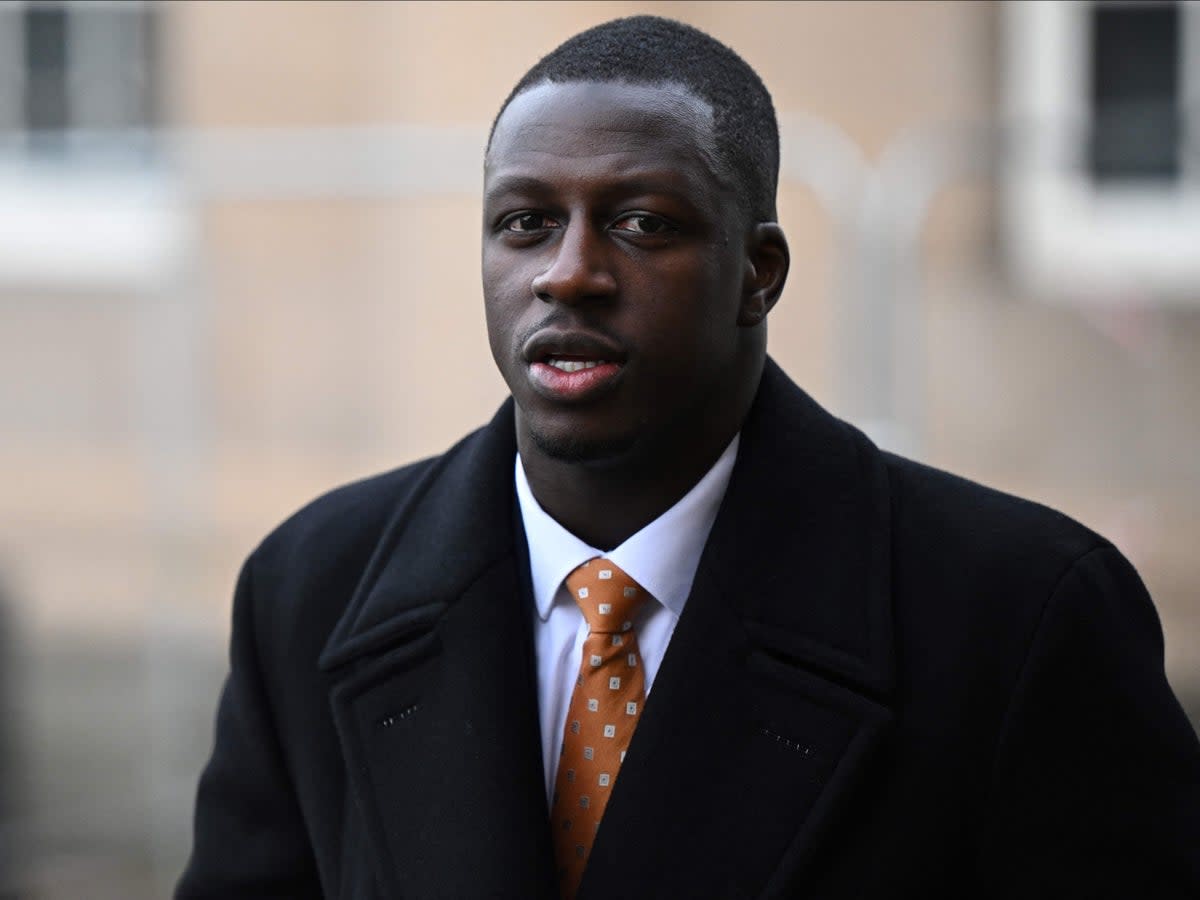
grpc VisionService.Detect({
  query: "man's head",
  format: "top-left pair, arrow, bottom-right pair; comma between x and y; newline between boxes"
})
482,16 -> 789,479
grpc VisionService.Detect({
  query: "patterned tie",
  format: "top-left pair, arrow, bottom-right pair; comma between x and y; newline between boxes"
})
550,558 -> 648,899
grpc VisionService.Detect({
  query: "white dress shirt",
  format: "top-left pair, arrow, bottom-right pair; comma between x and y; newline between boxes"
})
514,436 -> 739,802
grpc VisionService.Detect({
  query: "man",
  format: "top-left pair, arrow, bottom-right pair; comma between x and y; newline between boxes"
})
179,16 -> 1200,900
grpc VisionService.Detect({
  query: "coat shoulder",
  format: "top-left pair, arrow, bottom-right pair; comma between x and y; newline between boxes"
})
253,422 -> 496,575
881,450 -> 1110,589
236,419 -> 500,642
233,456 -> 445,661
254,456 -> 441,573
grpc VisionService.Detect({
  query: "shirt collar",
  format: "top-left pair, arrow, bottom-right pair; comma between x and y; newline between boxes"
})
515,435 -> 739,622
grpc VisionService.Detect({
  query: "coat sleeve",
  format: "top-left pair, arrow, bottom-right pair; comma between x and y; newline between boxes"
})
176,551 -> 323,899
978,545 -> 1200,898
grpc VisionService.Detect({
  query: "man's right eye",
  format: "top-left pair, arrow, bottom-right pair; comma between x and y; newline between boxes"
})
503,212 -> 560,232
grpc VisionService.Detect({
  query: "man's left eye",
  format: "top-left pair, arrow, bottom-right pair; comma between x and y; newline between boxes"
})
503,212 -> 560,232
611,214 -> 673,235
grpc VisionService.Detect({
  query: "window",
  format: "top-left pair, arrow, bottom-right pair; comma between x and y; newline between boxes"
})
0,2 -> 178,290
1089,2 -> 1182,182
0,0 -> 159,159
1003,1 -> 1200,302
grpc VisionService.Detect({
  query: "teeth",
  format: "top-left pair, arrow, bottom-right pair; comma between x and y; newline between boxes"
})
547,358 -> 603,373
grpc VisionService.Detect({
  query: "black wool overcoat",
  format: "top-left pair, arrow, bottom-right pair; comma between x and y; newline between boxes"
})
178,359 -> 1200,899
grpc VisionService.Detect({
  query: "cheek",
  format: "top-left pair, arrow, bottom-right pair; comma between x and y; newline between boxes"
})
483,298 -> 520,367
651,265 -> 741,349
657,245 -> 739,313
481,250 -> 509,306
482,252 -> 530,336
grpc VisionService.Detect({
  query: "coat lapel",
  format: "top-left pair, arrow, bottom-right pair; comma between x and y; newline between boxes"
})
318,402 -> 558,899
580,360 -> 895,899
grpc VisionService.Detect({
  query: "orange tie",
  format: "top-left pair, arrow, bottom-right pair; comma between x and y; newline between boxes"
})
550,558 -> 648,899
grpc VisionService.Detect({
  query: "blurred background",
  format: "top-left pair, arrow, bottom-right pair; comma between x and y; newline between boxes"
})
0,0 -> 1197,896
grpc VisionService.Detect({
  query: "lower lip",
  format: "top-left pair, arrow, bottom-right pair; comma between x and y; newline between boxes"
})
528,361 -> 623,400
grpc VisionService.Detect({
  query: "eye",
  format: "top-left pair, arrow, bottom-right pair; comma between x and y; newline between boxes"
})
611,213 -> 674,236
502,212 -> 561,233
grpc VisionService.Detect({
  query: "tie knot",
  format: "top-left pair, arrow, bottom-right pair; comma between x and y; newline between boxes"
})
564,558 -> 648,634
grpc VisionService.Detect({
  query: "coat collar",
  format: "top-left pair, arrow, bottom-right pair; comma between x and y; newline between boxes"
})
705,357 -> 894,698
318,398 -> 521,671
320,358 -> 894,899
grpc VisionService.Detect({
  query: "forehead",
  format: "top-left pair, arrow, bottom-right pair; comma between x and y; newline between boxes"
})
485,81 -> 722,198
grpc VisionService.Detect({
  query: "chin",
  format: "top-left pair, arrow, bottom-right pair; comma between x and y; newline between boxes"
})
528,425 -> 639,465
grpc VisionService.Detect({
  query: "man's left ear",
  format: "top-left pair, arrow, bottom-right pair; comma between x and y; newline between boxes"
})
738,223 -> 790,327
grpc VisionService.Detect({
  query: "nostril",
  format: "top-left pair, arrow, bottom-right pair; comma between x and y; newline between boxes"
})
531,267 -> 618,305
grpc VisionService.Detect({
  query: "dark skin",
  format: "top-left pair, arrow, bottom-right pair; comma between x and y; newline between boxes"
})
483,81 -> 789,550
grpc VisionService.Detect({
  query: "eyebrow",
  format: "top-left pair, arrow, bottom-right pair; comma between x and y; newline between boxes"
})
483,174 -> 555,200
483,172 -> 702,206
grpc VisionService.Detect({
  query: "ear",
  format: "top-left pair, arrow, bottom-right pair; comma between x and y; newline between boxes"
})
738,223 -> 790,327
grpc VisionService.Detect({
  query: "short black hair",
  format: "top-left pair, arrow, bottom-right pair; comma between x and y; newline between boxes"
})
489,15 -> 780,222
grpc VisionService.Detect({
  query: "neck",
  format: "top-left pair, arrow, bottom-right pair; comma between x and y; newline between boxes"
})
520,436 -> 730,552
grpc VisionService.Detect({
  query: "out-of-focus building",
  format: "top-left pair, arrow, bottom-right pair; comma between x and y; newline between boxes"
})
0,1 -> 1196,896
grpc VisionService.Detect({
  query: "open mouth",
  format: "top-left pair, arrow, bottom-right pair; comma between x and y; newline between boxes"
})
521,329 -> 627,400
543,357 -> 608,373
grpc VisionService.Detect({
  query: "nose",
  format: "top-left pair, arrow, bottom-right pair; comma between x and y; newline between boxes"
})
530,219 -> 617,304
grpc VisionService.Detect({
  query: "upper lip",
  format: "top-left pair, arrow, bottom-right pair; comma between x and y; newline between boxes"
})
522,329 -> 627,365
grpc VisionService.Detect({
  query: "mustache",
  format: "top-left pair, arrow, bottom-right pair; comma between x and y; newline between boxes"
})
513,311 -> 626,353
